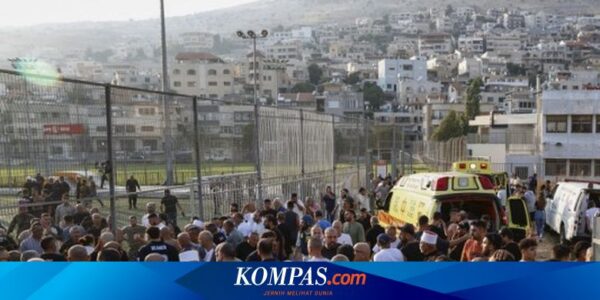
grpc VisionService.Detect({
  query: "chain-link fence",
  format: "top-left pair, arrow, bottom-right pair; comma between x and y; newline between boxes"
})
0,69 -> 371,231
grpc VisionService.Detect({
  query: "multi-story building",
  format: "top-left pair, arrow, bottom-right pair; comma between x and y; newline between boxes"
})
241,51 -> 291,101
418,33 -> 454,57
503,13 -> 526,30
480,77 -> 530,112
265,41 -> 302,60
377,57 -> 427,93
170,52 -> 235,99
540,70 -> 600,179
485,30 -> 527,52
179,32 -> 215,51
457,36 -> 485,54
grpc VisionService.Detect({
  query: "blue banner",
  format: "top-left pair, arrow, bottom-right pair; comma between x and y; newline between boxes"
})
0,262 -> 595,299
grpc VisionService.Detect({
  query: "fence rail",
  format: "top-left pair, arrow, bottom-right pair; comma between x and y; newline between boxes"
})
0,69 -> 373,229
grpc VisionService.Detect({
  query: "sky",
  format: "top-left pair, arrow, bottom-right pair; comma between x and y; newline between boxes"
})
0,0 -> 259,28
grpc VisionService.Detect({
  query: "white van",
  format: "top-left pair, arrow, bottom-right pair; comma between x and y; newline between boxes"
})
545,181 -> 600,242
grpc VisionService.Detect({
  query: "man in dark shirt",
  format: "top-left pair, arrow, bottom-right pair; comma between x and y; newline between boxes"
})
73,204 -> 90,225
137,226 -> 179,261
321,227 -> 341,259
40,236 -> 66,261
236,232 -> 258,261
321,186 -> 336,222
7,206 -> 35,237
365,217 -> 385,249
283,201 -> 299,250
160,189 -> 184,227
276,212 -> 293,258
499,227 -> 522,261
125,176 -> 141,210
261,199 -> 278,219
358,209 -> 372,232
399,223 -> 424,261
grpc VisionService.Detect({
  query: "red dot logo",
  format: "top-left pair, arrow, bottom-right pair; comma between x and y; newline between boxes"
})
327,280 -> 331,285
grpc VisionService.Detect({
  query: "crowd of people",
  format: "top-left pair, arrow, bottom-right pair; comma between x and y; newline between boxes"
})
0,172 -> 593,263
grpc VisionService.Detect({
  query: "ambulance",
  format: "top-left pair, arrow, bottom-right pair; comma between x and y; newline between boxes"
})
377,172 -> 529,236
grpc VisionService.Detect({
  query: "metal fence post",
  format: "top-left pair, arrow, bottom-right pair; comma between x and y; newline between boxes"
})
104,85 -> 116,235
355,117 -> 360,188
192,96 -> 204,220
332,115 -> 336,196
253,103 -> 263,207
300,110 -> 305,201
364,116 -> 370,191
391,124 -> 397,179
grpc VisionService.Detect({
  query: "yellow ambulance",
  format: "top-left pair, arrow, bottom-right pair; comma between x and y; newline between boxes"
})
376,172 -> 528,235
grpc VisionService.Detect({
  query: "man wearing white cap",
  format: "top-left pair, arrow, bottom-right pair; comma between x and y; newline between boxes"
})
373,233 -> 404,262
419,230 -> 441,261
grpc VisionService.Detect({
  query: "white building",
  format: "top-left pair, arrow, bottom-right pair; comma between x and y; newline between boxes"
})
457,36 -> 485,54
377,57 -> 427,93
170,52 -> 235,99
418,33 -> 454,57
541,70 -> 600,179
179,32 -> 215,51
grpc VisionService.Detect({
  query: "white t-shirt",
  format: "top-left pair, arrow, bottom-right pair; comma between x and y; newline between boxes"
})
142,213 -> 151,227
373,248 -> 405,262
357,194 -> 370,212
373,239 -> 401,254
337,233 -> 353,246
204,248 -> 215,262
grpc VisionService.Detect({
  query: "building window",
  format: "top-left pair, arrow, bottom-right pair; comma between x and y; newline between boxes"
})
546,115 -> 567,133
403,65 -> 413,71
545,159 -> 566,176
173,69 -> 181,75
223,69 -> 231,75
209,94 -> 218,99
224,82 -> 231,86
173,81 -> 181,87
595,160 -> 600,177
141,126 -> 154,132
142,140 -> 158,151
115,125 -> 125,134
126,125 -> 135,133
208,82 -> 218,86
570,159 -> 592,177
571,115 -> 592,133
187,81 -> 196,87
187,69 -> 196,75
96,126 -> 107,132
50,146 -> 63,155
596,115 -> 600,133
208,69 -> 217,76
139,108 -> 156,115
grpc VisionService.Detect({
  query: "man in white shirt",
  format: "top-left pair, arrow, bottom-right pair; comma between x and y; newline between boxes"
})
199,230 -> 215,262
332,220 -> 353,246
497,188 -> 507,209
356,187 -> 370,213
373,233 -> 405,262
373,226 -> 401,253
141,202 -> 157,227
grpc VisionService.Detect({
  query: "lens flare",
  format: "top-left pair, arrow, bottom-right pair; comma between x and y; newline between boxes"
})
11,58 -> 61,87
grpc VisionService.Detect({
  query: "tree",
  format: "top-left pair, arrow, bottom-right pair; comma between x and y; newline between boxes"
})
291,82 -> 316,93
464,78 -> 483,134
344,72 -> 361,85
432,111 -> 464,141
363,82 -> 385,111
308,64 -> 323,85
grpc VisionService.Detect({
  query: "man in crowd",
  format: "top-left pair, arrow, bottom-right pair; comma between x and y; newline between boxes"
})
356,187 -> 370,212
419,231 -> 441,261
342,210 -> 365,244
236,232 -> 258,261
499,228 -> 521,261
399,223 -> 423,261
7,203 -> 35,237
307,237 -> 329,262
20,222 -> 44,254
353,242 -> 371,262
519,238 -> 538,262
215,242 -> 240,262
142,202 -> 157,227
199,230 -> 216,262
126,175 -> 141,210
373,226 -> 400,253
122,216 -> 147,259
54,194 -> 76,226
261,199 -> 278,219
332,221 -> 353,245
461,221 -> 486,262
161,190 -> 184,227
314,211 -> 331,231
223,220 -> 244,248
40,236 -> 66,261
321,186 -> 336,222
365,217 -> 385,249
137,226 -> 179,262
373,233 -> 404,262
257,238 -> 277,262
67,245 -> 90,262
321,227 -> 341,259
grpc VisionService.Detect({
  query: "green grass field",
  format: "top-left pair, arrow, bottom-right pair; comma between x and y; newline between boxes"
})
0,162 -> 257,188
